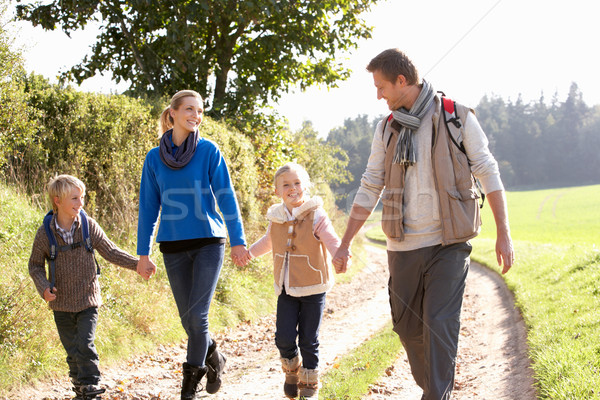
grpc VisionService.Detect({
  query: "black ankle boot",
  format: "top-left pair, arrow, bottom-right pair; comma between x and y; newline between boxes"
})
205,341 -> 227,394
181,362 -> 208,400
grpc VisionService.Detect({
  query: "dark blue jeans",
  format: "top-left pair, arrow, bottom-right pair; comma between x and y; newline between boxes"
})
275,288 -> 326,370
162,243 -> 224,366
53,307 -> 100,385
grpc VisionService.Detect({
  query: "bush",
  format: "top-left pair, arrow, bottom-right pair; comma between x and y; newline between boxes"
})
12,76 -> 157,234
3,75 -> 261,241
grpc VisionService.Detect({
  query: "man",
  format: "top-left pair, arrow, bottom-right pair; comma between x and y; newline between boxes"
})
332,48 -> 513,400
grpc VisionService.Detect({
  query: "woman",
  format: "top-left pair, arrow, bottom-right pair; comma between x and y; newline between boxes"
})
136,90 -> 248,399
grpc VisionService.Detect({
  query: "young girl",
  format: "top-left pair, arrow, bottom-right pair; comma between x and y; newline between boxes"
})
245,162 -> 343,399
136,90 -> 247,399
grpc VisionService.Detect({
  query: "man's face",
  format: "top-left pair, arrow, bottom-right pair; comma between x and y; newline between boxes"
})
372,70 -> 408,111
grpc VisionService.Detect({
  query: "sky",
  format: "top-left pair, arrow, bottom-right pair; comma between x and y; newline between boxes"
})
7,0 -> 600,137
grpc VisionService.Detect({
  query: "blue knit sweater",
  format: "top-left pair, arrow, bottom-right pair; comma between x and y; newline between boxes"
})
137,137 -> 246,255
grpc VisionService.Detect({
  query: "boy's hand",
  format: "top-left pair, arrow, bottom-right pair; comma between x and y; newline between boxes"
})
137,256 -> 157,281
43,287 -> 57,302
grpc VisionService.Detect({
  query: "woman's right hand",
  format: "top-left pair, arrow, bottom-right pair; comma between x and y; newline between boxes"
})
137,256 -> 157,281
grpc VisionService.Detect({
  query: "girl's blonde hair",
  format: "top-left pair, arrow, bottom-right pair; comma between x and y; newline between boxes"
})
47,174 -> 86,212
159,90 -> 204,136
274,162 -> 313,192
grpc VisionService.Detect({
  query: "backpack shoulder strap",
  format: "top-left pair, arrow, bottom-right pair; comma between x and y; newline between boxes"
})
381,114 -> 398,151
43,210 -> 58,260
439,92 -> 486,208
43,210 -> 58,289
79,209 -> 93,253
79,209 -> 101,276
440,94 -> 466,155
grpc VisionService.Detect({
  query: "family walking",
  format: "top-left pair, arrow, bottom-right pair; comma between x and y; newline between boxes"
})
28,48 -> 512,400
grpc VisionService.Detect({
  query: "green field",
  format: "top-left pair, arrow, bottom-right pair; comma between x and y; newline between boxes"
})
478,184 -> 600,245
364,184 -> 600,399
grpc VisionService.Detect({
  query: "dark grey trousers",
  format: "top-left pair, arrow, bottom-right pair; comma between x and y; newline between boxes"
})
387,242 -> 471,400
53,306 -> 100,385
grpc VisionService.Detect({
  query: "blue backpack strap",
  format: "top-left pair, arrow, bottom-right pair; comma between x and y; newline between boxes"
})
43,211 -> 57,259
79,209 -> 93,252
43,210 -> 58,290
79,210 -> 101,276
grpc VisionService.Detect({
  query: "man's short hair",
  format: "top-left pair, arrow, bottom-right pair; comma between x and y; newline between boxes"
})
366,48 -> 419,85
47,174 -> 86,212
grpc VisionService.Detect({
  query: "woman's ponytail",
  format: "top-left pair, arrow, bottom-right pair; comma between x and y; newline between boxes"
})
159,107 -> 173,137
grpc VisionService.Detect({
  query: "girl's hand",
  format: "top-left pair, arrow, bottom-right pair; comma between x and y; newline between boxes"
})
333,245 -> 352,273
43,287 -> 57,302
231,245 -> 250,266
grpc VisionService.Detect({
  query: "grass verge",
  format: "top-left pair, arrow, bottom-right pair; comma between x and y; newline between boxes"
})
471,238 -> 600,399
320,322 -> 403,399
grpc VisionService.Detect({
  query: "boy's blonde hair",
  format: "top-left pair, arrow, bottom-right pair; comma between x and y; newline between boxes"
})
47,175 -> 86,212
274,162 -> 312,193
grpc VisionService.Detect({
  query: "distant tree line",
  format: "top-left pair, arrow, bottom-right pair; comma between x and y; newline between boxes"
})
477,83 -> 600,188
327,84 -> 600,208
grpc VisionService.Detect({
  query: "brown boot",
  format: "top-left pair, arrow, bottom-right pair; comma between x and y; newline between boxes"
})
281,356 -> 301,398
298,367 -> 319,399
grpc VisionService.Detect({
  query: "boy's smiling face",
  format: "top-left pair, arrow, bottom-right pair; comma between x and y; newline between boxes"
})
54,187 -> 85,221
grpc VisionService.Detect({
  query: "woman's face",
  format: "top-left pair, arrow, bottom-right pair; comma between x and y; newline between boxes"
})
170,96 -> 204,133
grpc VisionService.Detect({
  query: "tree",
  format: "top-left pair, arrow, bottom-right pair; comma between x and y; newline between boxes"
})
0,0 -> 37,181
293,121 -> 350,188
326,114 -> 380,209
15,0 -> 379,122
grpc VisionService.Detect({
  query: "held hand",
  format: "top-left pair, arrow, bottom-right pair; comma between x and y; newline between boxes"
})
43,287 -> 57,302
333,245 -> 352,274
231,245 -> 250,267
496,232 -> 514,274
137,256 -> 157,281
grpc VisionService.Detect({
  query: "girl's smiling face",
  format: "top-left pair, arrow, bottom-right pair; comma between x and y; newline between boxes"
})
275,170 -> 306,212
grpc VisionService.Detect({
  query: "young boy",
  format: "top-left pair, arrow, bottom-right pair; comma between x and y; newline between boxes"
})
28,175 -> 140,399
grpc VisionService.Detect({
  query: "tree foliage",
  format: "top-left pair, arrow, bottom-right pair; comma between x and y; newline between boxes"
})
476,83 -> 599,188
15,0 -> 378,121
326,85 -> 600,200
0,0 -> 35,177
1,73 -> 261,237
326,114 -> 381,209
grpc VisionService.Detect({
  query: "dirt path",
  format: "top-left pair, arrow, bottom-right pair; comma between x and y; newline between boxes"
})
7,244 -> 536,400
364,254 -> 537,400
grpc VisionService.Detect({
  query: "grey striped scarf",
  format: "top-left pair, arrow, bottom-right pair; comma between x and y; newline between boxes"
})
392,80 -> 435,165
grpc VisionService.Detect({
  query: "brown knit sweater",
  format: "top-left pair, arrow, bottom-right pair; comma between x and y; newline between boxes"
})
28,214 -> 138,312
